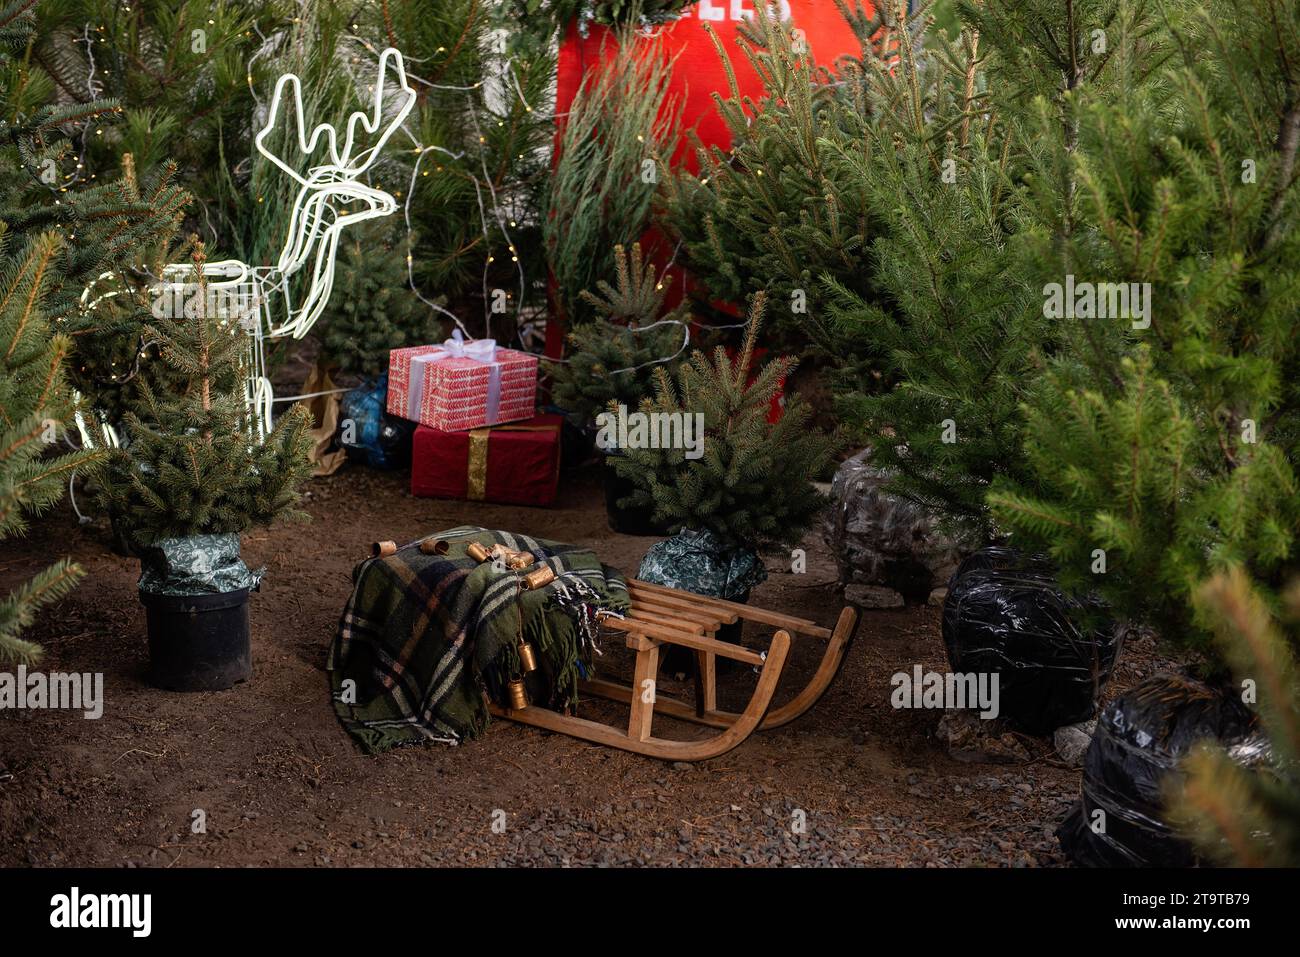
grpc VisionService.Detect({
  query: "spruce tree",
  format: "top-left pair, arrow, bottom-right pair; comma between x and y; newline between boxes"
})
827,0 -> 1179,535
386,0 -> 556,326
101,242 -> 313,547
512,0 -> 692,30
822,2 -> 1036,538
985,0 -> 1300,650
1,0 -> 192,434
657,2 -> 886,361
58,155 -> 192,434
544,25 -> 679,327
0,224 -> 102,666
609,293 -> 841,551
547,242 -> 688,421
39,1 -> 557,332
316,220 -> 443,379
1,0 -> 171,663
33,0 -> 283,252
1168,568 -> 1300,866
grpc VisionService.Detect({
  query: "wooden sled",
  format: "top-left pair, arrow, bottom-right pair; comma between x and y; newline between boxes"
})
488,579 -> 860,762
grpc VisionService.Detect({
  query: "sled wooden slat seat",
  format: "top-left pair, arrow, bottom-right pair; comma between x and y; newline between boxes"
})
622,608 -> 708,635
631,579 -> 834,638
488,578 -> 860,762
627,597 -> 727,631
626,586 -> 739,625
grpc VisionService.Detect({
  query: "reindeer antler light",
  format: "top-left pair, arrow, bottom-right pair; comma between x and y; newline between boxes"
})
254,45 -> 416,341
142,47 -> 418,441
256,46 -> 415,185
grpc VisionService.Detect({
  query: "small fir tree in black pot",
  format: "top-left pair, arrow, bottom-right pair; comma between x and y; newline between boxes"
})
102,242 -> 313,691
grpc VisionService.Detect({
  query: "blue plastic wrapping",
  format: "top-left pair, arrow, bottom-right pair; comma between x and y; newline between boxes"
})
339,374 -> 414,470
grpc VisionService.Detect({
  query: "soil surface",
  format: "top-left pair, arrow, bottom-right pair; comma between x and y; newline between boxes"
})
0,463 -> 1180,867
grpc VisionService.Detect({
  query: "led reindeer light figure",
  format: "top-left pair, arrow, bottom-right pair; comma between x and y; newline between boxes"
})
77,48 -> 417,447
196,46 -> 415,438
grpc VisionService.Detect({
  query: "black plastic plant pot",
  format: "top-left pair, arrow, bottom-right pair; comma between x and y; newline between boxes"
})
660,588 -> 751,677
558,415 -> 598,470
601,453 -> 671,536
141,587 -> 252,692
714,589 -> 750,647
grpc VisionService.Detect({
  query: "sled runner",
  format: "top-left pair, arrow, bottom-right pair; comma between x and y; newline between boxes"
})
488,579 -> 859,762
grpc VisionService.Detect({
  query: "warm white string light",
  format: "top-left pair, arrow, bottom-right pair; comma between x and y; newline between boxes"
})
343,36 -> 713,375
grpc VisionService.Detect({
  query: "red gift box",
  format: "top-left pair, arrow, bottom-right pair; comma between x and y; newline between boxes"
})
388,336 -> 538,431
410,413 -> 564,507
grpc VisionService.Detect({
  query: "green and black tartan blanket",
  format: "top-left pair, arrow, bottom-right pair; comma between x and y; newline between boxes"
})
328,526 -> 629,753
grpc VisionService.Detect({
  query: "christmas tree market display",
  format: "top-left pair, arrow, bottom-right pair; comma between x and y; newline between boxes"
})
1,0 -> 1298,883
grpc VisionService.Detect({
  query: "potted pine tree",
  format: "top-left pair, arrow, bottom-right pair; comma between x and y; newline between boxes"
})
610,292 -> 841,642
102,243 -> 313,691
547,243 -> 686,534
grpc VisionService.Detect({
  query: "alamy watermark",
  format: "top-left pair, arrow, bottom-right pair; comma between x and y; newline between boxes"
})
0,666 -> 103,719
50,887 -> 150,937
151,282 -> 258,329
595,403 -> 705,460
891,665 -> 1000,719
1043,275 -> 1151,330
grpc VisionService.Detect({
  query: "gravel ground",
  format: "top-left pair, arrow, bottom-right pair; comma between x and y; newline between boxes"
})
0,463 -> 1181,867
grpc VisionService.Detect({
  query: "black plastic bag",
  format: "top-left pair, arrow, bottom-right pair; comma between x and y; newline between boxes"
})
1058,674 -> 1268,867
941,546 -> 1123,735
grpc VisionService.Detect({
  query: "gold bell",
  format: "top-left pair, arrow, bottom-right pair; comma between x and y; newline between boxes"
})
518,641 -> 538,673
466,542 -> 492,563
419,538 -> 449,555
506,678 -> 529,710
522,566 -> 556,590
371,540 -> 398,558
489,544 -> 535,570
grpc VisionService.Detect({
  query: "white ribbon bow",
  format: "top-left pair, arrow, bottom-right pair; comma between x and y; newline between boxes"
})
441,328 -> 497,362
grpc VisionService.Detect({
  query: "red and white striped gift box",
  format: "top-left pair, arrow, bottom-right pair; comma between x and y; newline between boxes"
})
387,340 -> 538,432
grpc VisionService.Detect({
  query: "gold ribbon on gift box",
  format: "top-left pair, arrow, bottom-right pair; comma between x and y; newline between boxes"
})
467,428 -> 492,501
464,421 -> 562,501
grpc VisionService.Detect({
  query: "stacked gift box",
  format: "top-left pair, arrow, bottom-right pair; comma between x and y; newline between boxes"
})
387,337 -> 538,432
387,336 -> 560,506
409,413 -> 564,507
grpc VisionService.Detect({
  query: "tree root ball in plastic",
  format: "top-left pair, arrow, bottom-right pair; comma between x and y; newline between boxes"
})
822,449 -> 969,605
941,546 -> 1124,736
1058,673 -> 1270,867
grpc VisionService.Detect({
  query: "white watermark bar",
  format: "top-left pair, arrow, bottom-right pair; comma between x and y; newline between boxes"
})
0,666 -> 104,719
595,403 -> 706,460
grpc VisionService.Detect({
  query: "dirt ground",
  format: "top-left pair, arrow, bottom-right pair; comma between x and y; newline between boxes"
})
0,461 -> 1180,868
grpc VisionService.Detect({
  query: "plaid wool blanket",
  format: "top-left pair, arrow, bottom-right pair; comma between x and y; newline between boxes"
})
328,526 -> 629,753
